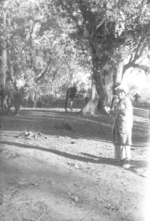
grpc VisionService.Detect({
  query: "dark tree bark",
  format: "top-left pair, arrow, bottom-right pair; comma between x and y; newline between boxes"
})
82,42 -> 113,115
82,78 -> 98,115
81,43 -> 99,115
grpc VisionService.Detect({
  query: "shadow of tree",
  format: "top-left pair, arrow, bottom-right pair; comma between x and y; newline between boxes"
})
0,140 -> 115,165
0,141 -> 148,176
0,110 -> 113,142
0,108 -> 149,146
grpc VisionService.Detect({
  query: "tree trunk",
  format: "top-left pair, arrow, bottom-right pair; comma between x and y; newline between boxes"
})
97,82 -> 112,110
81,61 -> 126,115
0,8 -> 7,89
0,42 -> 7,89
7,43 -> 14,82
81,42 -> 99,115
82,78 -> 98,115
110,67 -> 119,108
81,42 -> 113,115
110,62 -> 127,108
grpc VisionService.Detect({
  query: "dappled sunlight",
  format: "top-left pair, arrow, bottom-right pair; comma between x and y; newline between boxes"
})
20,108 -> 111,124
0,0 -> 150,220
0,110 -> 114,143
0,107 -> 149,146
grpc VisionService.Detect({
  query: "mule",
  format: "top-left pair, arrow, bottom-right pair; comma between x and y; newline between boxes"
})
3,89 -> 23,115
65,86 -> 77,111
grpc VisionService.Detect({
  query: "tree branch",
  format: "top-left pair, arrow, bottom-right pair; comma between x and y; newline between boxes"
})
130,63 -> 150,72
123,37 -> 148,75
35,58 -> 51,82
123,62 -> 150,74
132,38 -> 145,62
61,1 -> 82,33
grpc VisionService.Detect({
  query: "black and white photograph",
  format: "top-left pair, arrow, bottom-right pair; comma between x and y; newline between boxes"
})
0,0 -> 150,220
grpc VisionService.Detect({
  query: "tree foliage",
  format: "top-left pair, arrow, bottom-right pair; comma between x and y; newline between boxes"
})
55,0 -> 150,112
0,0 -> 150,113
0,0 -> 90,96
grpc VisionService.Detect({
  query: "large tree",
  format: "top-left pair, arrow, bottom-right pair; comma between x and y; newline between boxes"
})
1,0 -> 150,108
56,0 -> 150,114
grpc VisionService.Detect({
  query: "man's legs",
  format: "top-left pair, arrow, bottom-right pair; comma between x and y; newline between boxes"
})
125,145 -> 131,165
120,145 -> 131,168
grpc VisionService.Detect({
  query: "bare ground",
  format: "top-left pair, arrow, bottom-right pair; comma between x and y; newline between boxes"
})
0,106 -> 150,221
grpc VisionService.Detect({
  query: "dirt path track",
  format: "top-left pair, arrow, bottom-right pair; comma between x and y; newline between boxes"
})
0,107 -> 149,221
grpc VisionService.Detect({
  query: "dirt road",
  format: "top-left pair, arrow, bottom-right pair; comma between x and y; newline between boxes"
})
0,107 -> 149,221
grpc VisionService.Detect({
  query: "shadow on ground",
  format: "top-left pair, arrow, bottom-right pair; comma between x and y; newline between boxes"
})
0,140 -> 148,178
0,107 -> 149,146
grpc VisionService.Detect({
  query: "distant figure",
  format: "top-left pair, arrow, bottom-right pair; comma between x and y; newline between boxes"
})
65,86 -> 77,111
133,93 -> 140,105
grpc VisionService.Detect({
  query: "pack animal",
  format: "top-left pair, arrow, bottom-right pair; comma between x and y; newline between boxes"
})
4,89 -> 23,115
65,86 -> 77,111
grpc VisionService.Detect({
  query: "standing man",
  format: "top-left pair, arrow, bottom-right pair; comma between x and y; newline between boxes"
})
105,83 -> 133,168
133,93 -> 140,106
